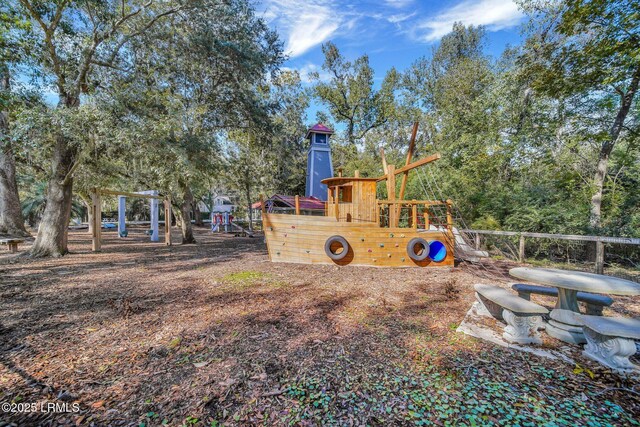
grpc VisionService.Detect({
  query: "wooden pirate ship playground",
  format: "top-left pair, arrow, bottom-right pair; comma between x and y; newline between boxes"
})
260,123 -> 485,268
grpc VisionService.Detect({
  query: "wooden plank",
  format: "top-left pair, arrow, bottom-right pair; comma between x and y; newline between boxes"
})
397,122 -> 419,209
386,165 -> 397,227
266,231 -> 457,249
376,153 -> 441,181
294,195 -> 300,215
380,148 -> 388,174
377,200 -> 447,206
261,198 -> 274,262
268,237 -> 453,253
396,122 -> 416,222
98,189 -> 163,199
259,194 -> 266,214
267,244 -> 454,267
91,190 -> 102,252
412,202 -> 418,229
460,229 -> 640,245
595,241 -> 604,274
264,218 -> 455,268
164,198 -> 172,246
424,207 -> 430,228
265,227 -> 450,239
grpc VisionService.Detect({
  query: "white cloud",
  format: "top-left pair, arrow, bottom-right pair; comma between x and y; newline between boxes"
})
263,0 -> 341,58
415,0 -> 523,42
384,0 -> 414,8
387,12 -> 416,25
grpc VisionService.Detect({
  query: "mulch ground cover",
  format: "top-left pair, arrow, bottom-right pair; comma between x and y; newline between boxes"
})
1,227 -> 638,426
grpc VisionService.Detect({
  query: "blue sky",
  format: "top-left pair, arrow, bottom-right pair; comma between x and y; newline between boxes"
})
261,0 -> 526,120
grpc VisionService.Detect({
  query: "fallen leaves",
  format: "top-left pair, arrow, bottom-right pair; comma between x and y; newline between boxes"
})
0,229 -> 638,426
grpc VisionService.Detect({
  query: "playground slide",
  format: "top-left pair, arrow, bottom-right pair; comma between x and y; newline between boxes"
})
452,227 -> 488,262
427,225 -> 489,262
230,222 -> 255,237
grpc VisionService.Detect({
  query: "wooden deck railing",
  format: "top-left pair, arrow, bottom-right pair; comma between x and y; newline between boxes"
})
377,199 -> 452,230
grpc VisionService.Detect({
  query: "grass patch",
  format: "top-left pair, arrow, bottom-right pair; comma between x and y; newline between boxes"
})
222,271 -> 269,288
223,271 -> 268,283
220,270 -> 291,290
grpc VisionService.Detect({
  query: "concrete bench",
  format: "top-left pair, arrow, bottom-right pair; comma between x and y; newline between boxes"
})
512,283 -> 613,316
0,238 -> 25,253
475,284 -> 549,345
581,315 -> 640,373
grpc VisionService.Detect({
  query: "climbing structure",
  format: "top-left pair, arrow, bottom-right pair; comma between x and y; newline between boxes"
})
261,123 -> 457,268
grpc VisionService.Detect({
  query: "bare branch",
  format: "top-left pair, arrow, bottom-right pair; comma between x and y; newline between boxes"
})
90,59 -> 129,72
18,0 -> 49,33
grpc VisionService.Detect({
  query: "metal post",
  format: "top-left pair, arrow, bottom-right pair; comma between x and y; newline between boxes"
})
117,196 -> 126,238
150,195 -> 159,242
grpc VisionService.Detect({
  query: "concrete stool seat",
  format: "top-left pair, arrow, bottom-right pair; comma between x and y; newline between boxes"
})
512,283 -> 613,315
0,238 -> 25,253
474,284 -> 548,345
581,315 -> 640,373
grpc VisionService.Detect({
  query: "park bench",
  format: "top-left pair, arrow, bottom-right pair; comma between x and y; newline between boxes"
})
0,238 -> 25,253
581,315 -> 640,372
475,284 -> 549,345
512,283 -> 613,316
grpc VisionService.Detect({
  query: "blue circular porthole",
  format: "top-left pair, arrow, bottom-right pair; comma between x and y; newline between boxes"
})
428,241 -> 447,262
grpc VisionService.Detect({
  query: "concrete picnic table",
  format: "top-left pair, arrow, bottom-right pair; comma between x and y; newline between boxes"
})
509,267 -> 640,344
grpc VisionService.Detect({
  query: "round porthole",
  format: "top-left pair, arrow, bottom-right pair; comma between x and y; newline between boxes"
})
429,241 -> 447,262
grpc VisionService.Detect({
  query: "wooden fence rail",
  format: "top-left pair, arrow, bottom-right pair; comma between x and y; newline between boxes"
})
461,229 -> 640,274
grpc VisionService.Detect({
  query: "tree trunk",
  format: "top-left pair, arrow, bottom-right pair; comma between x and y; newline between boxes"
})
589,66 -> 640,229
31,93 -> 81,256
178,183 -> 196,244
193,200 -> 203,226
31,137 -> 76,256
0,65 -> 29,237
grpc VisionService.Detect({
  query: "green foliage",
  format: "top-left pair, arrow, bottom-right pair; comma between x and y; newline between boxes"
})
313,42 -> 399,145
305,7 -> 621,240
20,178 -> 84,226
4,0 -> 639,243
281,358 -> 636,425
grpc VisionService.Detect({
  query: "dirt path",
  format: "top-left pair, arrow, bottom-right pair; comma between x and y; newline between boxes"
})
1,228 -> 638,426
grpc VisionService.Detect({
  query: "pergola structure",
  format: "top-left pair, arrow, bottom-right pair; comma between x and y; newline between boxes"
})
90,188 -> 172,252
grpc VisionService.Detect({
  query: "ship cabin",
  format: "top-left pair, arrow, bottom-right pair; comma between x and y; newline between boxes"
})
321,162 -> 453,232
